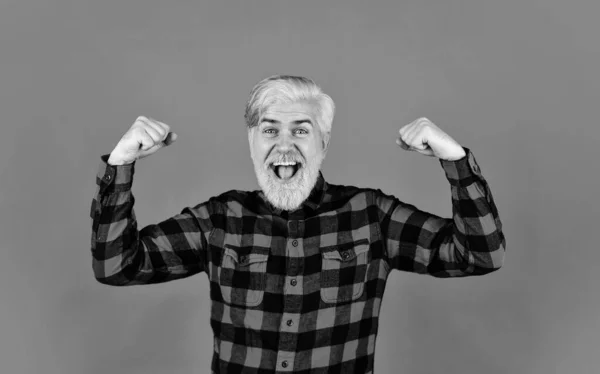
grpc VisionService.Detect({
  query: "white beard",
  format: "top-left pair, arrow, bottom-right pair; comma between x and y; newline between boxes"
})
250,148 -> 324,212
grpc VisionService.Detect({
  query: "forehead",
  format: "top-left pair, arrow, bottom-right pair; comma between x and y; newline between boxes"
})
262,100 -> 319,120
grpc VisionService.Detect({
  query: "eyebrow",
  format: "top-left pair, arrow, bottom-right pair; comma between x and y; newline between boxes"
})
260,117 -> 313,127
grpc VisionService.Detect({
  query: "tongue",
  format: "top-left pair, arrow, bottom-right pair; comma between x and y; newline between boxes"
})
277,166 -> 295,180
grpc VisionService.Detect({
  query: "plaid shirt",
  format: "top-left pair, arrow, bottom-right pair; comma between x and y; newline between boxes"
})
90,147 -> 505,374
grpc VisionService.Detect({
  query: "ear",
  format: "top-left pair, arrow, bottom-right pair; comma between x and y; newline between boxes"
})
322,132 -> 331,153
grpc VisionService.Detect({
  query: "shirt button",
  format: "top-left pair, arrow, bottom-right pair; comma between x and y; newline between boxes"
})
104,174 -> 112,181
239,255 -> 247,264
292,240 -> 298,247
341,252 -> 349,260
286,319 -> 293,326
282,361 -> 288,368
290,279 -> 297,286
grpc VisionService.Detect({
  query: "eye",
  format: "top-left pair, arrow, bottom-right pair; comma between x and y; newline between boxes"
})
262,128 -> 308,135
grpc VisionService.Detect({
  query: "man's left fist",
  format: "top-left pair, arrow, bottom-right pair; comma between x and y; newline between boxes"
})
396,117 -> 466,161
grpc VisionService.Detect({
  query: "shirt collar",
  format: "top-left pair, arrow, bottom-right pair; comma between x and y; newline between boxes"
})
258,170 -> 327,216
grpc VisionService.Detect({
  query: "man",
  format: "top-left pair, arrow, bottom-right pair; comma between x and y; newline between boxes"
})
90,75 -> 505,373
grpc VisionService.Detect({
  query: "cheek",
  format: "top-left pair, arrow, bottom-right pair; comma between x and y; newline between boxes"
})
250,141 -> 269,160
302,143 -> 321,160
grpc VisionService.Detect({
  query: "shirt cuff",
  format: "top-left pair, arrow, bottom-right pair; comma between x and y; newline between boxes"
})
96,154 -> 135,194
438,147 -> 484,187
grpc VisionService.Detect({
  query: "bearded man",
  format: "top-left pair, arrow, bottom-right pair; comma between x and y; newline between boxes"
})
91,75 -> 506,374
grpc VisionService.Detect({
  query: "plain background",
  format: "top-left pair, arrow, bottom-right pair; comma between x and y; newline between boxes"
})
0,0 -> 598,373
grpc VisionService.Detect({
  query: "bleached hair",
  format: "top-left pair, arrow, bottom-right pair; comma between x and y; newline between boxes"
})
244,75 -> 335,136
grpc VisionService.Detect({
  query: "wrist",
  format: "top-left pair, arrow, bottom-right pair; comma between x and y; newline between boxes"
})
107,152 -> 134,166
443,147 -> 467,161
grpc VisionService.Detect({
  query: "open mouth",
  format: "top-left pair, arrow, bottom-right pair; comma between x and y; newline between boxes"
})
269,163 -> 302,181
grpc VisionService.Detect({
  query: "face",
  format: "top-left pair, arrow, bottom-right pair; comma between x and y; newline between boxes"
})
249,100 -> 330,211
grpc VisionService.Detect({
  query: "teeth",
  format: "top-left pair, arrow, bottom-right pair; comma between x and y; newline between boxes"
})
273,161 -> 297,166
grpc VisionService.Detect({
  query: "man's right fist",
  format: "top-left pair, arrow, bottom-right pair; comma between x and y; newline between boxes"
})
108,116 -> 177,165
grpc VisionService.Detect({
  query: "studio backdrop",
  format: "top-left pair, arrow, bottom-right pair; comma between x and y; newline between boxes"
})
0,1 -> 598,373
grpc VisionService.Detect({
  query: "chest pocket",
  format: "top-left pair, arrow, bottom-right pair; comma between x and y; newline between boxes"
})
320,239 -> 370,304
218,245 -> 269,307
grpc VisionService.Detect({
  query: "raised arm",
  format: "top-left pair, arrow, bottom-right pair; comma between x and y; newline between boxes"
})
376,118 -> 506,277
89,116 -> 213,285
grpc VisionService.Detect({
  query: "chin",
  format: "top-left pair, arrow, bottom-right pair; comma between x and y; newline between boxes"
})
253,158 -> 322,211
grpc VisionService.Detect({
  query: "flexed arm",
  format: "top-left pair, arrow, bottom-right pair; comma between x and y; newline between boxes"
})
377,118 -> 505,277
90,116 -> 212,285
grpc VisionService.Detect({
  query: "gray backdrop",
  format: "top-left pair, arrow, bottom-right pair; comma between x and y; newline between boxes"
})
1,0 -> 598,373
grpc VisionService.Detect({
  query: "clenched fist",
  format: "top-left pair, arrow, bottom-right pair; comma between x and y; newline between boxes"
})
396,117 -> 466,161
108,116 -> 177,165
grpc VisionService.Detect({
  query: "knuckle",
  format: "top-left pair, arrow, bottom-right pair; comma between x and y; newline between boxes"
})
148,117 -> 159,126
135,127 -> 149,140
130,127 -> 141,137
153,126 -> 164,136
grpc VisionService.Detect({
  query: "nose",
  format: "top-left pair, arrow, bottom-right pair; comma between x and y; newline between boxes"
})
275,131 -> 295,153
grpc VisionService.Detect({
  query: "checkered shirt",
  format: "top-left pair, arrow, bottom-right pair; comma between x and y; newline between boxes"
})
90,147 -> 505,373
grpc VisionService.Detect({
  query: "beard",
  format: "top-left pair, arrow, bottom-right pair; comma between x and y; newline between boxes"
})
250,149 -> 324,212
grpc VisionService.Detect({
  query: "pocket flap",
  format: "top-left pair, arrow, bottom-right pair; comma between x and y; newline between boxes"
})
224,245 -> 269,266
321,239 -> 370,261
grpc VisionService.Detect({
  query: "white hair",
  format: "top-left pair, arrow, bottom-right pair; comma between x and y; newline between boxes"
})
244,75 -> 335,137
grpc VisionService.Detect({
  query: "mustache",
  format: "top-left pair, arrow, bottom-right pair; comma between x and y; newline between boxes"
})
267,154 -> 304,164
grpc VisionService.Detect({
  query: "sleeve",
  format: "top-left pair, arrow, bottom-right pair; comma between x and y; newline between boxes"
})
90,154 -> 213,286
374,147 -> 506,278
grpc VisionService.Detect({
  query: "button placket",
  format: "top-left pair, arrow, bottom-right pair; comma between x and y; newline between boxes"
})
281,313 -> 295,329
276,352 -> 294,372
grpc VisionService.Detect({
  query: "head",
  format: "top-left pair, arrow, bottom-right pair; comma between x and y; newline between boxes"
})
245,75 -> 335,211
